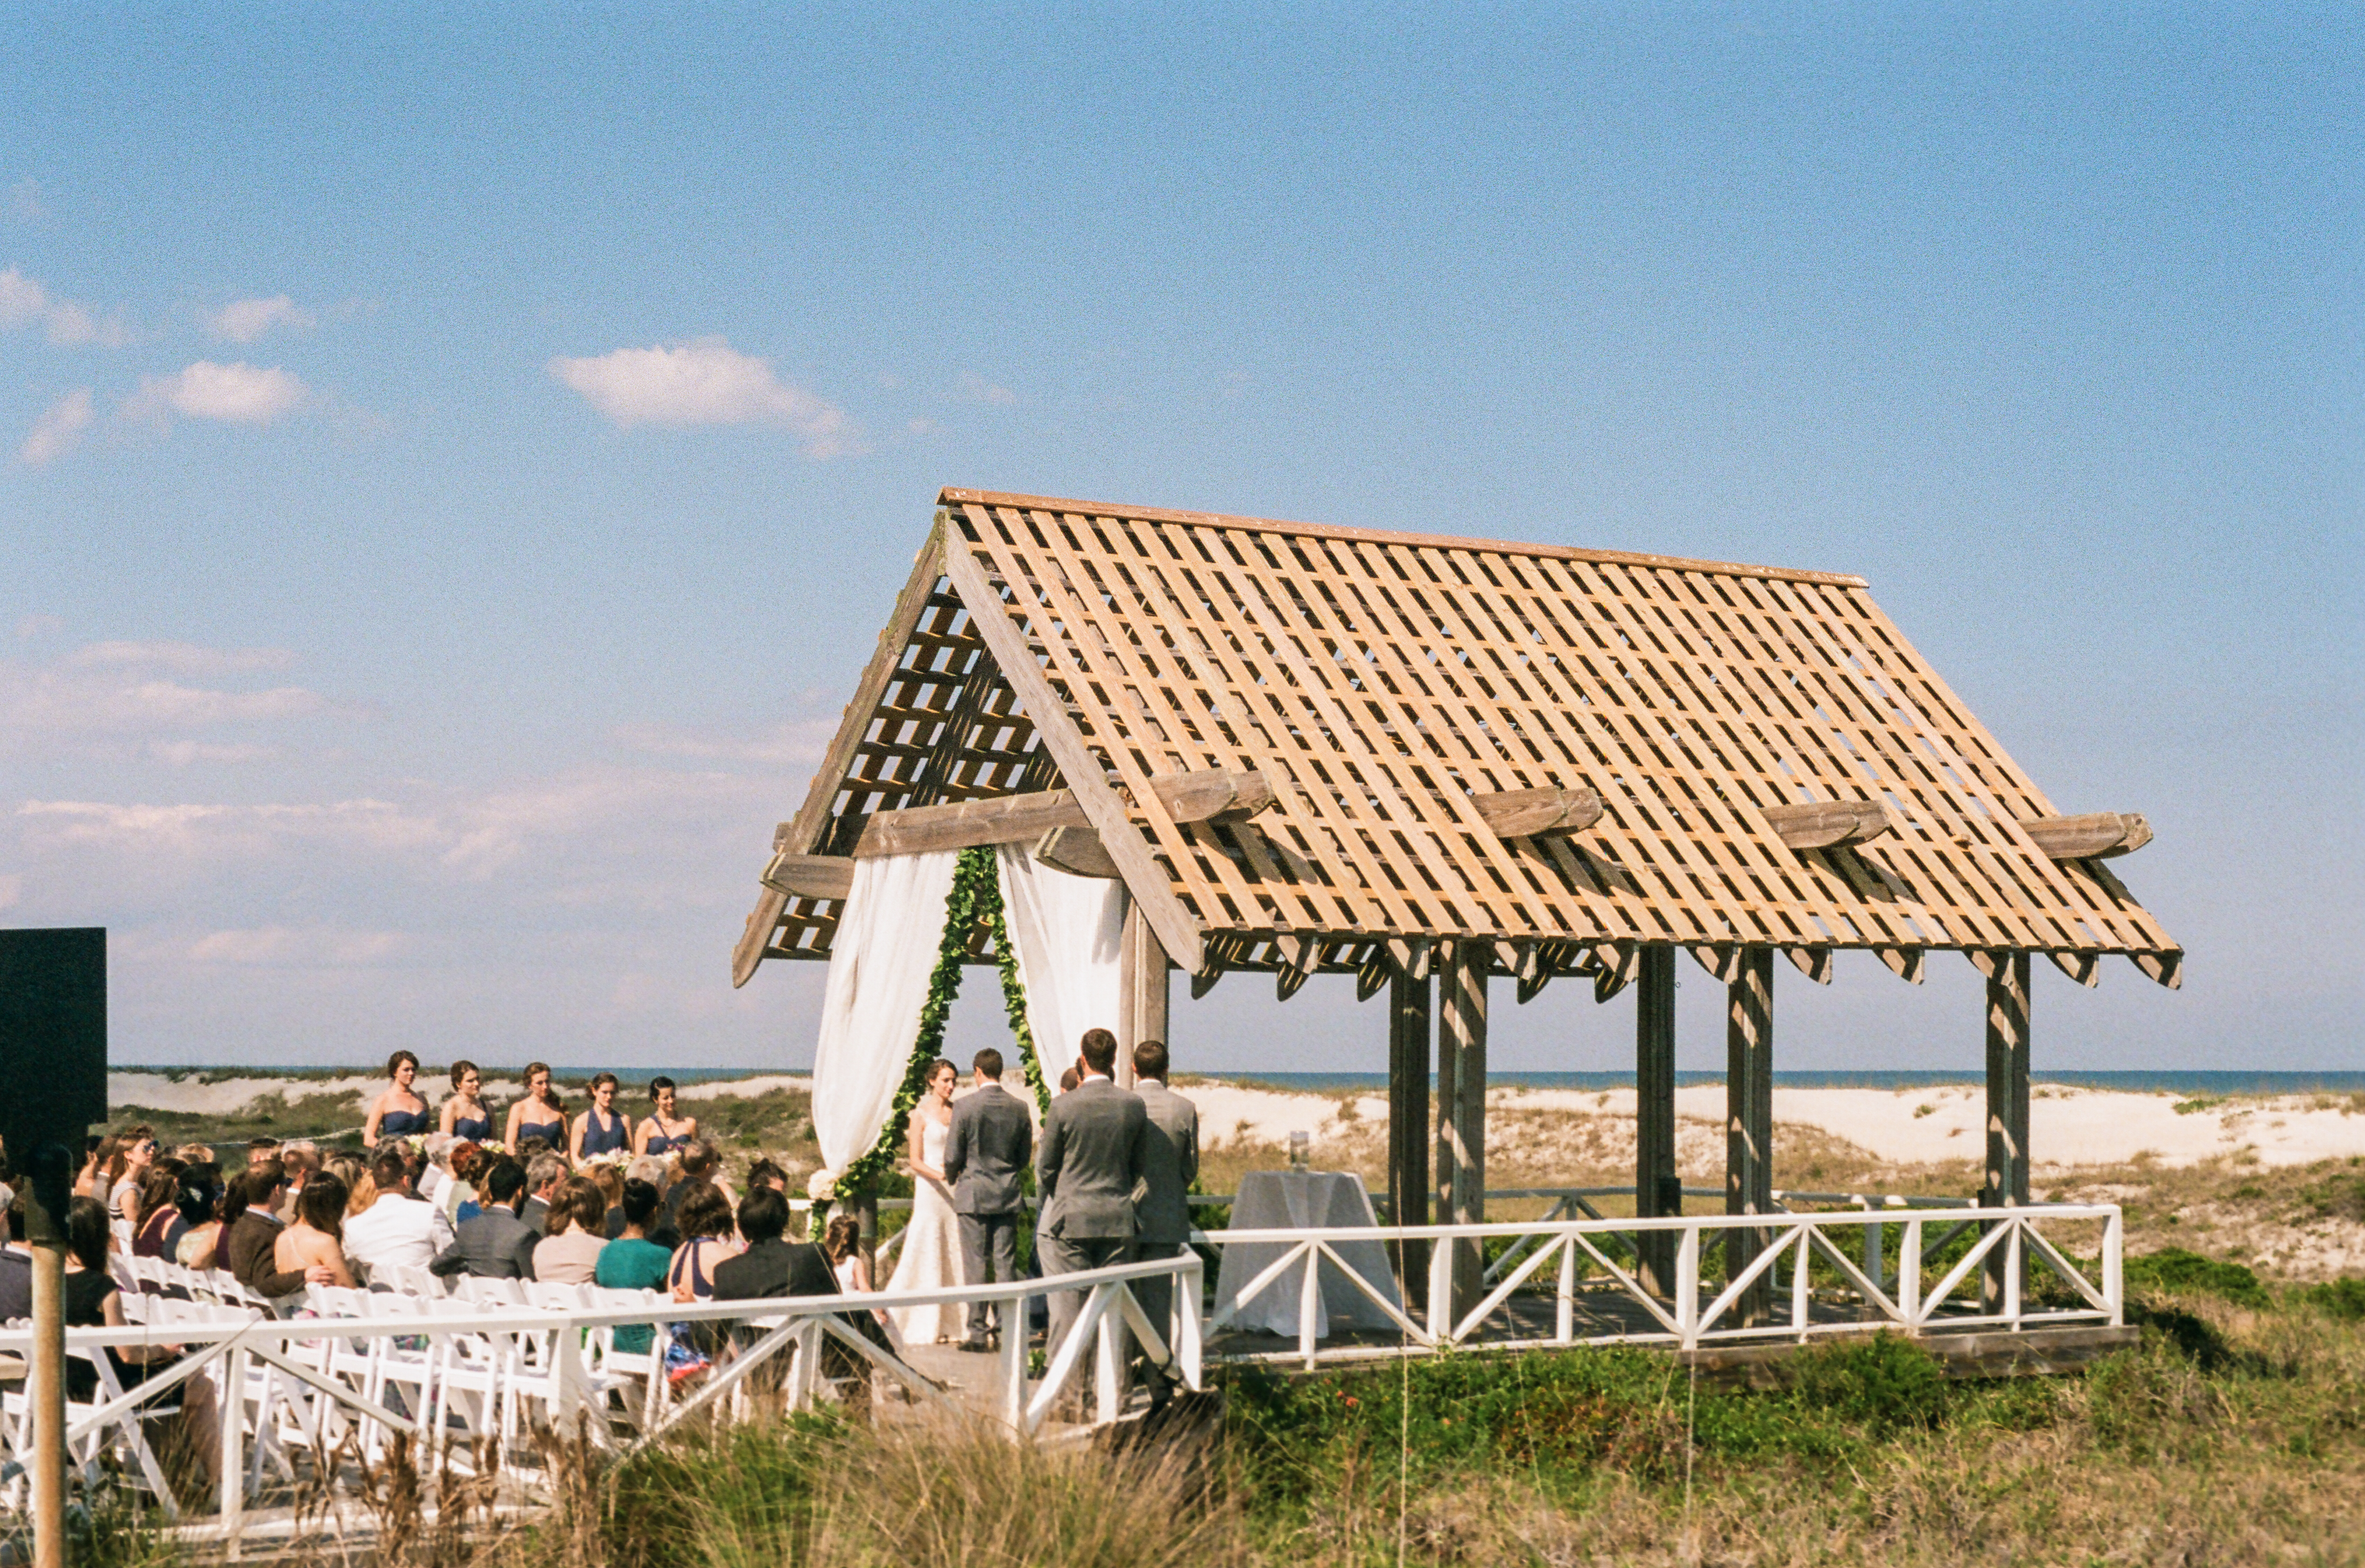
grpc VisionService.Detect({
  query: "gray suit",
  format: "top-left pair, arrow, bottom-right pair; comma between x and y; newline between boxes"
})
1036,1076 -> 1148,1370
1129,1078 -> 1199,1374
944,1082 -> 1033,1343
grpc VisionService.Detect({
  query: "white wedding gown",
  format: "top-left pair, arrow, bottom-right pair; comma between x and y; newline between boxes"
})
885,1114 -> 968,1344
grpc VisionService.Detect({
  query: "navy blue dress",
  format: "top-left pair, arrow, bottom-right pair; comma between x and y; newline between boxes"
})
450,1109 -> 493,1142
579,1108 -> 630,1156
514,1104 -> 567,1148
640,1119 -> 692,1156
377,1102 -> 430,1139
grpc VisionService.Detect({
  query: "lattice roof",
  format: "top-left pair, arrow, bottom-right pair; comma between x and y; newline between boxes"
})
734,488 -> 2178,990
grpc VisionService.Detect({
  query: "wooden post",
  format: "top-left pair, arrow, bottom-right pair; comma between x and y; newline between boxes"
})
1435,941 -> 1488,1326
1982,950 -> 2032,1311
1116,902 -> 1169,1088
854,1186 -> 879,1285
1725,947 -> 1774,1328
1387,967 -> 1432,1293
1635,946 -> 1680,1297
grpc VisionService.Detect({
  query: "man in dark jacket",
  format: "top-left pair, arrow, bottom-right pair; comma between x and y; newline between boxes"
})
712,1187 -> 839,1301
943,1047 -> 1033,1352
428,1159 -> 540,1281
224,1166 -> 332,1301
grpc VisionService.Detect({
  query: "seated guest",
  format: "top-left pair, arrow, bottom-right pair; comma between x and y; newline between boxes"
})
596,1178 -> 674,1352
1,1191 -> 33,1323
170,1164 -> 226,1272
221,1165 -> 334,1300
745,1158 -> 789,1194
276,1144 -> 322,1223
344,1149 -> 456,1282
327,1155 -> 374,1219
62,1197 -> 220,1491
276,1171 -> 357,1289
661,1141 -> 734,1230
521,1153 -> 568,1236
665,1183 -> 739,1303
605,1156 -> 676,1242
428,1158 -> 540,1281
445,1142 -> 488,1225
245,1138 -> 282,1173
584,1162 -> 624,1233
822,1213 -> 897,1343
533,1176 -> 609,1285
131,1159 -> 188,1258
712,1187 -> 837,1301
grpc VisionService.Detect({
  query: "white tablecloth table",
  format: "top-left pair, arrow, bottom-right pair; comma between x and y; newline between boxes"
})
1211,1169 -> 1403,1339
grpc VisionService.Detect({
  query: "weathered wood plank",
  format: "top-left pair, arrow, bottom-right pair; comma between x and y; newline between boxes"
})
2017,812 -> 2152,860
1762,800 -> 1893,850
1032,824 -> 1123,879
1470,785 -> 1604,839
852,790 -> 1092,859
1145,767 -> 1276,824
758,853 -> 855,902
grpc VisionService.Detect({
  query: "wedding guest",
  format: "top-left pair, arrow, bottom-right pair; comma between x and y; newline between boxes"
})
106,1127 -> 158,1232
364,1051 -> 433,1149
1129,1040 -> 1199,1406
666,1183 -> 740,1303
521,1153 -> 568,1235
532,1177 -> 609,1285
327,1155 -> 374,1218
821,1213 -> 896,1338
713,1187 -> 837,1301
172,1143 -> 215,1166
276,1144 -> 322,1224
505,1062 -> 569,1153
585,1161 -> 624,1227
343,1149 -> 455,1282
277,1171 -> 357,1289
130,1160 -> 189,1258
433,1060 -> 490,1142
170,1164 -> 227,1271
572,1073 -> 632,1163
220,1165 -> 334,1300
444,1142 -> 488,1225
428,1158 -> 540,1281
635,1076 -> 699,1157
745,1158 -> 789,1194
1,1192 -> 31,1322
63,1196 -> 220,1492
1058,1066 -> 1081,1094
74,1134 -> 117,1200
596,1179 -> 673,1352
662,1142 -> 735,1229
606,1155 -> 674,1241
244,1138 -> 282,1171
1037,1028 -> 1148,1387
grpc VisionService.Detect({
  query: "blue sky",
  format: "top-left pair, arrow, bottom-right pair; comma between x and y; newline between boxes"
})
1,5 -> 2356,1074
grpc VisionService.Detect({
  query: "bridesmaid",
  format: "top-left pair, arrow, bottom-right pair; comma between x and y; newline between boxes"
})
505,1062 -> 569,1154
571,1072 -> 632,1162
363,1051 -> 432,1149
634,1076 -> 699,1157
439,1060 -> 494,1143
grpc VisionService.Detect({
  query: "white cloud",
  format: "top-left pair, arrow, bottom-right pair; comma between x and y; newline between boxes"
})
16,799 -> 442,859
18,387 -> 91,466
186,926 -> 406,967
148,740 -> 279,766
69,641 -> 296,674
121,361 -> 308,427
548,337 -> 859,457
611,718 -> 838,766
959,372 -> 1018,406
0,267 -> 129,347
207,295 -> 314,343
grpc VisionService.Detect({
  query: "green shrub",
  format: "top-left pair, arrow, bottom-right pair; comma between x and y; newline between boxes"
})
2122,1247 -> 2270,1309
2300,1277 -> 2365,1321
1781,1333 -> 1950,1438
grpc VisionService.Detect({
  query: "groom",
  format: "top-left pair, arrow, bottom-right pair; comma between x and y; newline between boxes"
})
943,1047 -> 1033,1352
1036,1027 -> 1148,1384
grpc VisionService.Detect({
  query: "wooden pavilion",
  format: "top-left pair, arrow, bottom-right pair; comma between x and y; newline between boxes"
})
732,488 -> 2179,1316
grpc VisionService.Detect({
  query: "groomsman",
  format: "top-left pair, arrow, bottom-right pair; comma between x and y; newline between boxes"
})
1129,1041 -> 1199,1407
1036,1028 -> 1147,1390
943,1048 -> 1033,1352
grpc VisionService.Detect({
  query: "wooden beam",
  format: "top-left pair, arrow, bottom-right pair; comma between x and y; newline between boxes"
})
1635,946 -> 1680,1297
1144,768 -> 1275,824
1470,785 -> 1603,840
1983,951 -> 2031,1312
1388,966 -> 1432,1289
2132,951 -> 2183,990
2017,812 -> 2152,860
1688,944 -> 1741,983
1762,800 -> 1893,851
852,789 -> 1091,859
2048,949 -> 2100,989
1032,825 -> 1122,879
1435,942 -> 1488,1326
757,853 -> 855,902
1876,947 -> 1926,984
1116,904 -> 1169,1089
730,888 -> 788,989
942,538 -> 1206,974
1726,947 -> 1774,1329
1786,946 -> 1834,985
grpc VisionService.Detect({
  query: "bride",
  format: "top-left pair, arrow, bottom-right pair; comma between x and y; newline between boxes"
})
884,1059 -> 967,1344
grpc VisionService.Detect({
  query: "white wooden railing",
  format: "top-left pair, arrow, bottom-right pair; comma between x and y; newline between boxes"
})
1204,1203 -> 2123,1369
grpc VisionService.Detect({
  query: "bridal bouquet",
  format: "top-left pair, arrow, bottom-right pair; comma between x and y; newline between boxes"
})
582,1149 -> 634,1172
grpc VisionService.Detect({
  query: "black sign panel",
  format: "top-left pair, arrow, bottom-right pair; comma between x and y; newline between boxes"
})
0,928 -> 109,1199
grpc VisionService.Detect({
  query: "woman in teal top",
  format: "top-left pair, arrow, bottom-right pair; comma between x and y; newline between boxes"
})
594,1178 -> 673,1353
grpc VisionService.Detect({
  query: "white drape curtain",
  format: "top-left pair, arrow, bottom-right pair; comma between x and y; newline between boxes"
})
807,850 -> 960,1180
994,844 -> 1128,1074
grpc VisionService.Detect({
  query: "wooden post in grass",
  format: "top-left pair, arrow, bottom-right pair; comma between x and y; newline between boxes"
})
1635,946 -> 1681,1297
1726,947 -> 1774,1327
1982,950 -> 2032,1312
1435,941 -> 1488,1328
1387,965 -> 1432,1295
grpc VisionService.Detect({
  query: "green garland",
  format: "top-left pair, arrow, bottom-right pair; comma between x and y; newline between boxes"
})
819,845 -> 1050,1209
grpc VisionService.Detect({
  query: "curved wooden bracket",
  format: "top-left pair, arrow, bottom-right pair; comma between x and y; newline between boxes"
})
2017,812 -> 2152,860
1146,768 -> 1276,825
1471,785 -> 1604,839
1032,825 -> 1123,879
759,853 -> 855,902
1763,800 -> 1894,851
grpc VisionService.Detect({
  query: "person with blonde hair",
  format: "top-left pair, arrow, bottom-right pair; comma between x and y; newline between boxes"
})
276,1172 -> 357,1289
532,1176 -> 609,1285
